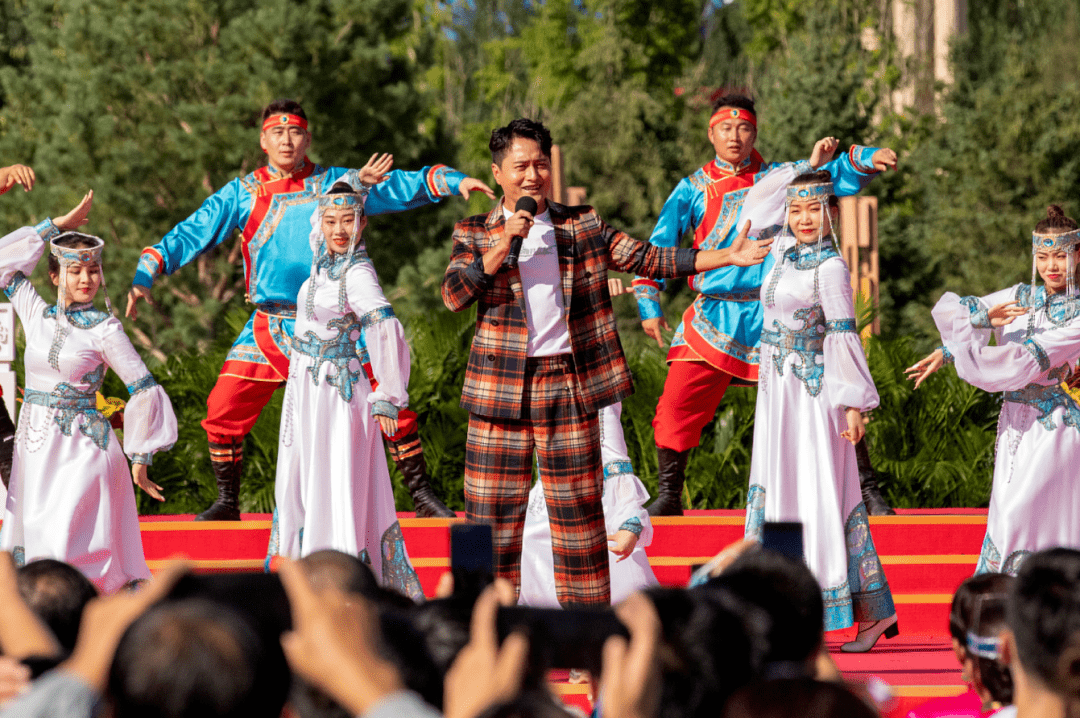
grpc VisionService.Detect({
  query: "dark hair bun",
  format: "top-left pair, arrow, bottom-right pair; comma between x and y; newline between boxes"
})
1049,205 -> 1065,219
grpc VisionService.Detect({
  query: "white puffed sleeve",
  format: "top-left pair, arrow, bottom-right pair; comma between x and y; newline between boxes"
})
932,286 -> 1019,349
598,403 -> 654,547
100,320 -> 178,464
943,318 -> 1080,393
820,259 -> 879,412
345,262 -> 410,416
0,223 -> 51,320
738,164 -> 800,235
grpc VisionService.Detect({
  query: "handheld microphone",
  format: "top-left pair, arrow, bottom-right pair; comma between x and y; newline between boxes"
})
506,196 -> 538,270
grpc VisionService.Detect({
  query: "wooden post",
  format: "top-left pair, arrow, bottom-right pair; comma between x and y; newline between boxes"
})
838,195 -> 880,337
551,145 -> 566,204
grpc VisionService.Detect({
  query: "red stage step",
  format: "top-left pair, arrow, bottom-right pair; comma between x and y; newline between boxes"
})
136,508 -> 984,716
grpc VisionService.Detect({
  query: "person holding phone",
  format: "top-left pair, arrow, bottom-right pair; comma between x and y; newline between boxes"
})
738,165 -> 897,652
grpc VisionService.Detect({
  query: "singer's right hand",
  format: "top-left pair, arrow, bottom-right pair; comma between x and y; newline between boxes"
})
503,210 -> 534,242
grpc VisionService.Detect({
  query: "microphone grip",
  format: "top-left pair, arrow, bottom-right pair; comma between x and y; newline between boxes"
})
506,235 -> 525,269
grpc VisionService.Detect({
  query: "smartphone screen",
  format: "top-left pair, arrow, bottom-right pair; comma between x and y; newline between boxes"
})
496,605 -> 628,673
450,522 -> 494,602
761,521 -> 804,563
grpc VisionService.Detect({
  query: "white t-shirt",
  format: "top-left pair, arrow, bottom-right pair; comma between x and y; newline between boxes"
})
503,205 -> 572,357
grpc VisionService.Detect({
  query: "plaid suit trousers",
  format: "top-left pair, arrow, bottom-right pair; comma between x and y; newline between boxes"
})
464,355 -> 610,608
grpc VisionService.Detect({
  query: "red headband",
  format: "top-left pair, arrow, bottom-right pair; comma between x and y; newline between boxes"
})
262,113 -> 309,132
709,107 -> 757,129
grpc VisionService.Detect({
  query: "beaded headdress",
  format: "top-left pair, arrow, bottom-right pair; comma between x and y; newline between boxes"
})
1031,228 -> 1080,297
48,232 -> 111,356
50,232 -> 111,315
306,185 -> 369,320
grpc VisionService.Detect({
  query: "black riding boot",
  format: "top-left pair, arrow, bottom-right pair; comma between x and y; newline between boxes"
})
396,451 -> 456,518
196,438 -> 243,521
855,437 -> 895,516
647,446 -> 689,517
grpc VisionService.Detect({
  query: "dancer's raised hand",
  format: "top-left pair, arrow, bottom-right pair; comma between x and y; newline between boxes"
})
54,190 -> 94,231
133,463 -> 165,502
359,153 -> 393,186
810,137 -> 839,169
0,164 -> 35,195
125,285 -> 155,320
872,148 -> 898,172
905,349 -> 946,389
458,177 -> 497,201
988,300 -> 1027,327
728,221 -> 773,267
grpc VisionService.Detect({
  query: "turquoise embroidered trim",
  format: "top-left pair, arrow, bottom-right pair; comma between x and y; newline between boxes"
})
603,460 -> 634,481
24,363 -> 110,450
1022,338 -> 1050,372
1016,284 -> 1080,326
975,533 -> 1001,575
939,345 -> 954,365
43,304 -> 110,328
3,271 -> 28,299
1002,366 -> 1080,432
959,296 -> 992,329
825,318 -> 857,334
371,400 -> 399,420
744,483 -> 766,541
292,313 -> 362,402
381,521 -> 424,602
34,219 -> 60,242
126,374 -> 158,396
845,502 -> 895,623
618,516 -> 644,537
782,243 -> 840,270
760,305 -> 826,396
264,507 -> 280,573
131,452 -> 152,465
359,305 -> 396,329
634,284 -> 663,320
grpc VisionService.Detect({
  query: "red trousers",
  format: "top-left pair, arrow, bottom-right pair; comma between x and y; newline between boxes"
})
202,373 -> 420,455
652,360 -> 733,452
464,356 -> 609,608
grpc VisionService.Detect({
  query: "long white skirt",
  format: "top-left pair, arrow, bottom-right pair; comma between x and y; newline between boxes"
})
0,406 -> 150,593
976,400 -> 1080,575
270,352 -> 423,601
747,343 -> 895,631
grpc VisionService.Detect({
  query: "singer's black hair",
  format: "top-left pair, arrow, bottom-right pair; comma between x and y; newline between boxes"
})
490,119 -> 553,167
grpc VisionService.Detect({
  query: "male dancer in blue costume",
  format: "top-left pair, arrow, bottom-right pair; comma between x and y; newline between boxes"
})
632,94 -> 898,516
126,99 -> 494,520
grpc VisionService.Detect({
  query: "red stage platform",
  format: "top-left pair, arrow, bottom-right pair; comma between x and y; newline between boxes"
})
137,508 -> 985,716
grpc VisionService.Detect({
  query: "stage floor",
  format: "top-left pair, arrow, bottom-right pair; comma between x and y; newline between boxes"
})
134,507 -> 985,715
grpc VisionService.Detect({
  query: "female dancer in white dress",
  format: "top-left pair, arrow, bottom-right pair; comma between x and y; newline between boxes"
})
740,165 -> 898,652
0,193 -> 177,592
908,206 -> 1080,577
268,180 -> 423,601
519,401 -> 658,607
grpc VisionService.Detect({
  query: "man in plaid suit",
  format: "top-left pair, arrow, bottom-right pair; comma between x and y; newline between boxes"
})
441,118 -> 773,607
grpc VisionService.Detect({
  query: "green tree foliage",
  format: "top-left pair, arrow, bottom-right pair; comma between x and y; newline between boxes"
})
882,0 -> 1080,339
0,0 -> 462,358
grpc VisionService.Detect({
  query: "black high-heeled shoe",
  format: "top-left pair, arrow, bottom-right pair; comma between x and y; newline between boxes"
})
840,614 -> 900,653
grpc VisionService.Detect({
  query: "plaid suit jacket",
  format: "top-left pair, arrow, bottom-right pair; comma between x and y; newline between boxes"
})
442,200 -> 697,420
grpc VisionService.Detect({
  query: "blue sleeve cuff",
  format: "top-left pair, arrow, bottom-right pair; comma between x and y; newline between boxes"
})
131,452 -> 152,466
849,145 -> 880,174
428,165 -> 466,199
791,159 -> 813,176
617,516 -> 644,537
634,284 -> 663,320
959,296 -> 993,329
34,218 -> 60,242
372,401 -> 400,420
938,345 -> 954,365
